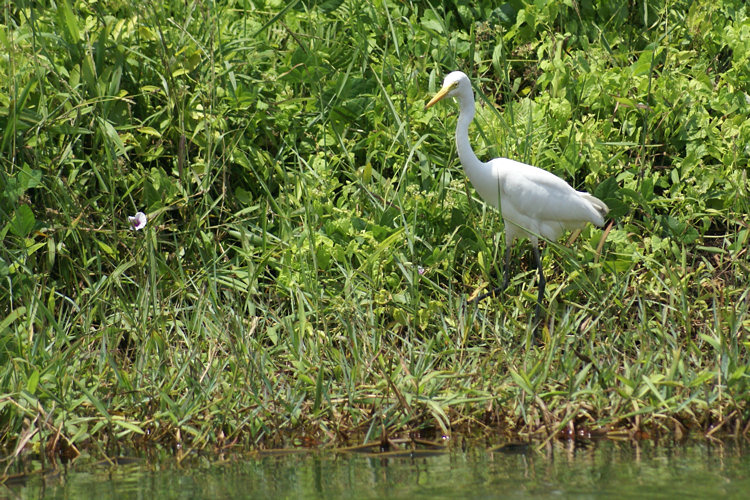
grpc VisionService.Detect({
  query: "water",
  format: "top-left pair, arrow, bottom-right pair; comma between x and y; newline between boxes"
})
7,440 -> 750,499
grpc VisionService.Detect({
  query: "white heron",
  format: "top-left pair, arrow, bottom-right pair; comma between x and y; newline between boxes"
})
425,71 -> 608,325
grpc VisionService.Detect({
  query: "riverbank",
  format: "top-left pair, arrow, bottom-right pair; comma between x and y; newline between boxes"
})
2,0 -> 748,471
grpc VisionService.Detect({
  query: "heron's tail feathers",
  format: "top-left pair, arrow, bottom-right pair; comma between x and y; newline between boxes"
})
578,192 -> 609,225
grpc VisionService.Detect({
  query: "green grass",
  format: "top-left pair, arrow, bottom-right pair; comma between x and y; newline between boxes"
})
1,0 -> 749,471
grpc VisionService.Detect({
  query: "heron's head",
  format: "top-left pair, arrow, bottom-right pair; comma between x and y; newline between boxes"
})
425,71 -> 471,109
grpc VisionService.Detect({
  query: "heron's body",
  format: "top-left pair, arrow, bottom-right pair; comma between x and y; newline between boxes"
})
426,71 -> 608,324
468,157 -> 607,247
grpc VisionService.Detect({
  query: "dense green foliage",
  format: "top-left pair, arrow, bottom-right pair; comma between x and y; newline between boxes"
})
1,0 -> 748,465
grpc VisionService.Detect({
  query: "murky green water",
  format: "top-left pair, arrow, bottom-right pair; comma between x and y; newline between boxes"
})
7,440 -> 750,499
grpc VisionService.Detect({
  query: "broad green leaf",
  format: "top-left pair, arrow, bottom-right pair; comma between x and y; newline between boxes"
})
10,205 -> 35,237
0,307 -> 25,334
75,379 -> 111,421
58,0 -> 80,44
96,239 -> 116,257
97,117 -> 127,158
27,369 -> 40,395
509,368 -> 535,396
111,417 -> 145,435
138,127 -> 162,138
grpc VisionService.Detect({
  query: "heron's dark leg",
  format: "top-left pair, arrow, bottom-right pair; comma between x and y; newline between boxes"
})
474,244 -> 513,303
532,243 -> 545,326
502,243 -> 512,290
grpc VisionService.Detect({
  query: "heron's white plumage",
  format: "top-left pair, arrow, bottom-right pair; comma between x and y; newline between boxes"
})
486,157 -> 606,243
426,70 -> 608,321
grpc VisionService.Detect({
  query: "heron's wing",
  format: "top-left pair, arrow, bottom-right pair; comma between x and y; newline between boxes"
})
490,158 -> 605,227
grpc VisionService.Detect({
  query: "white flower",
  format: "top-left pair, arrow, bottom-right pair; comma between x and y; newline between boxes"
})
129,212 -> 147,231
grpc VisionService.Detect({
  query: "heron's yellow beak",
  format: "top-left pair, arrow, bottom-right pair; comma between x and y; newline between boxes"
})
425,84 -> 453,109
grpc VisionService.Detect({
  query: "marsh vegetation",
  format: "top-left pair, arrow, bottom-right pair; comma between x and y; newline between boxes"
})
1,0 -> 748,472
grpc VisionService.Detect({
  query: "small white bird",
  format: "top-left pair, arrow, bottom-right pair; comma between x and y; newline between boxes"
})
425,71 -> 608,325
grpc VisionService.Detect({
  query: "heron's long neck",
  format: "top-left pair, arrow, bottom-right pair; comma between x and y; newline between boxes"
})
455,93 -> 484,175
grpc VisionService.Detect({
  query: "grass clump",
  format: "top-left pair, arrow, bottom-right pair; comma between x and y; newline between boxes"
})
1,0 -> 748,470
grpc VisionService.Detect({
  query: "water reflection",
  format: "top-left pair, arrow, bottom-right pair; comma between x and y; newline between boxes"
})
6,439 -> 750,499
